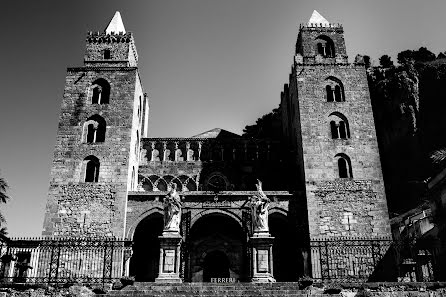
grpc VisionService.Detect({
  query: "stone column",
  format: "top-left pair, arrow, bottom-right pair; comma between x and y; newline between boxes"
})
155,230 -> 182,283
250,232 -> 275,283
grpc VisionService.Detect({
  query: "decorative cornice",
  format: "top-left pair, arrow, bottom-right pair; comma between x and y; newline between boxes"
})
67,66 -> 138,72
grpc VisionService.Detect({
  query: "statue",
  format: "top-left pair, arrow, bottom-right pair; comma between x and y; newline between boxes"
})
151,148 -> 160,162
175,149 -> 184,161
163,183 -> 182,232
249,179 -> 270,233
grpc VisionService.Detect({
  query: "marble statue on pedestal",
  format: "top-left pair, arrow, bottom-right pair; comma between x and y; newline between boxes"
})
249,179 -> 270,233
163,184 -> 182,232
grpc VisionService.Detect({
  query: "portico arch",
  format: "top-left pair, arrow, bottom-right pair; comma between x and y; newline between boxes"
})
269,212 -> 300,281
129,212 -> 163,282
190,209 -> 243,230
188,212 -> 246,282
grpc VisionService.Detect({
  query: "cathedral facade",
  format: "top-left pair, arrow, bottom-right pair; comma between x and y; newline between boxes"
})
41,11 -> 391,282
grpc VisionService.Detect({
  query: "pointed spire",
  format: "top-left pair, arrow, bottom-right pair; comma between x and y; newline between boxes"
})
308,10 -> 329,25
105,11 -> 126,34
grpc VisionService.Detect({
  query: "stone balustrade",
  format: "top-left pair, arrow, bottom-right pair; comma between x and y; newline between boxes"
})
140,138 -> 281,163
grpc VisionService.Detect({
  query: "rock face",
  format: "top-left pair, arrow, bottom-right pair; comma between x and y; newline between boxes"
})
367,60 -> 446,214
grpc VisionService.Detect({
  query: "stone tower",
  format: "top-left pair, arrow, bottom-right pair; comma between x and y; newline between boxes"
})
42,12 -> 148,238
281,11 -> 391,240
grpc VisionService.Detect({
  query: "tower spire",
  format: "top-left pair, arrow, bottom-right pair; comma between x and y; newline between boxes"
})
308,10 -> 329,25
105,11 -> 126,34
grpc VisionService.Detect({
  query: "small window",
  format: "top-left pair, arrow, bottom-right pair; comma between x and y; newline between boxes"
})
315,35 -> 335,57
104,49 -> 111,59
84,156 -> 100,182
91,78 -> 110,104
325,77 -> 345,102
329,112 -> 350,139
326,85 -> 334,102
335,154 -> 353,178
83,115 -> 106,143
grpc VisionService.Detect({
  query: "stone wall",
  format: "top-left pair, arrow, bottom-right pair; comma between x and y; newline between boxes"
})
296,25 -> 347,58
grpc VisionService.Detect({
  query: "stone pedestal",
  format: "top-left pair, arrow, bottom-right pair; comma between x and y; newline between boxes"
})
155,230 -> 182,283
250,232 -> 275,283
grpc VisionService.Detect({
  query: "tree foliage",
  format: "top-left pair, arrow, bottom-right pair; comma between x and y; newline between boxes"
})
363,55 -> 371,68
397,47 -> 436,64
0,177 -> 9,235
242,107 -> 282,140
379,55 -> 394,68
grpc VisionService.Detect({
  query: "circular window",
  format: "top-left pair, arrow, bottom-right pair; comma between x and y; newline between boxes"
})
205,174 -> 228,191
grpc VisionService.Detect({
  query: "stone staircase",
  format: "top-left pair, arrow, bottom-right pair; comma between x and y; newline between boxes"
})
101,282 -> 322,297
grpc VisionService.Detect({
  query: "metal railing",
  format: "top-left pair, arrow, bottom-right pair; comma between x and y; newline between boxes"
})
0,237 -> 132,285
0,236 -> 442,284
310,237 -> 442,282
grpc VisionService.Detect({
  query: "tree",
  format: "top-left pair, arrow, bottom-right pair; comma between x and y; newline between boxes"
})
242,107 -> 282,140
415,47 -> 436,62
363,55 -> 371,68
397,50 -> 414,65
0,177 -> 9,235
379,55 -> 394,68
397,47 -> 436,64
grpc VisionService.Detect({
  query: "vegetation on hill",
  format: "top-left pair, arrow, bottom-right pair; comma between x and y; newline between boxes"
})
0,175 -> 9,235
242,47 -> 446,216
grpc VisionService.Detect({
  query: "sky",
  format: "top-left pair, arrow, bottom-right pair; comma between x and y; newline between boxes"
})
1,0 -> 446,237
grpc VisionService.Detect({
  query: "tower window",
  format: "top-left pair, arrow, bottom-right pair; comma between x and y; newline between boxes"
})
84,155 -> 100,182
325,77 -> 345,102
329,112 -> 350,139
104,49 -> 111,59
91,78 -> 110,104
326,85 -> 334,102
315,35 -> 335,57
335,153 -> 353,178
83,115 -> 106,143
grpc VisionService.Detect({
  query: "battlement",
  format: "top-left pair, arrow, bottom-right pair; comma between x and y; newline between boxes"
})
300,23 -> 343,29
86,31 -> 133,43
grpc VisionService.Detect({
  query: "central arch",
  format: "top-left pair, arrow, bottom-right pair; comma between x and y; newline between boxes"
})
188,212 -> 246,282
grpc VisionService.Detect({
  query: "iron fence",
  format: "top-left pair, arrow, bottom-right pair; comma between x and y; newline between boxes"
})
0,237 -> 132,285
310,237 -> 442,282
0,236 -> 442,285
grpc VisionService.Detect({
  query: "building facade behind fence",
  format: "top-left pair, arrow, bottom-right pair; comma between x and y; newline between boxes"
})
4,10 -> 422,284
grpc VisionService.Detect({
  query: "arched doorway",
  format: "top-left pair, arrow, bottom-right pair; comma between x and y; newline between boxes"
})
129,213 -> 163,281
188,213 -> 246,282
203,250 -> 230,282
269,212 -> 300,281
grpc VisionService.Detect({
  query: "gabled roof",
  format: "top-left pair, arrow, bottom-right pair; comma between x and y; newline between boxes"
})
105,11 -> 126,34
191,128 -> 241,139
308,10 -> 330,25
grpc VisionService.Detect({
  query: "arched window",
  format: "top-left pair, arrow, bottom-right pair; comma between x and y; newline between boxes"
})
315,35 -> 335,57
138,96 -> 142,120
135,131 -> 139,156
91,78 -> 110,104
329,112 -> 350,139
131,167 -> 135,190
104,49 -> 111,59
335,153 -> 353,178
83,115 -> 106,143
156,179 -> 168,191
84,155 -> 100,182
325,77 -> 345,102
326,85 -> 334,102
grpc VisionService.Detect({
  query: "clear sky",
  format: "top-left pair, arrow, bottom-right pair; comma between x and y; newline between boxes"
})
1,0 -> 446,237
